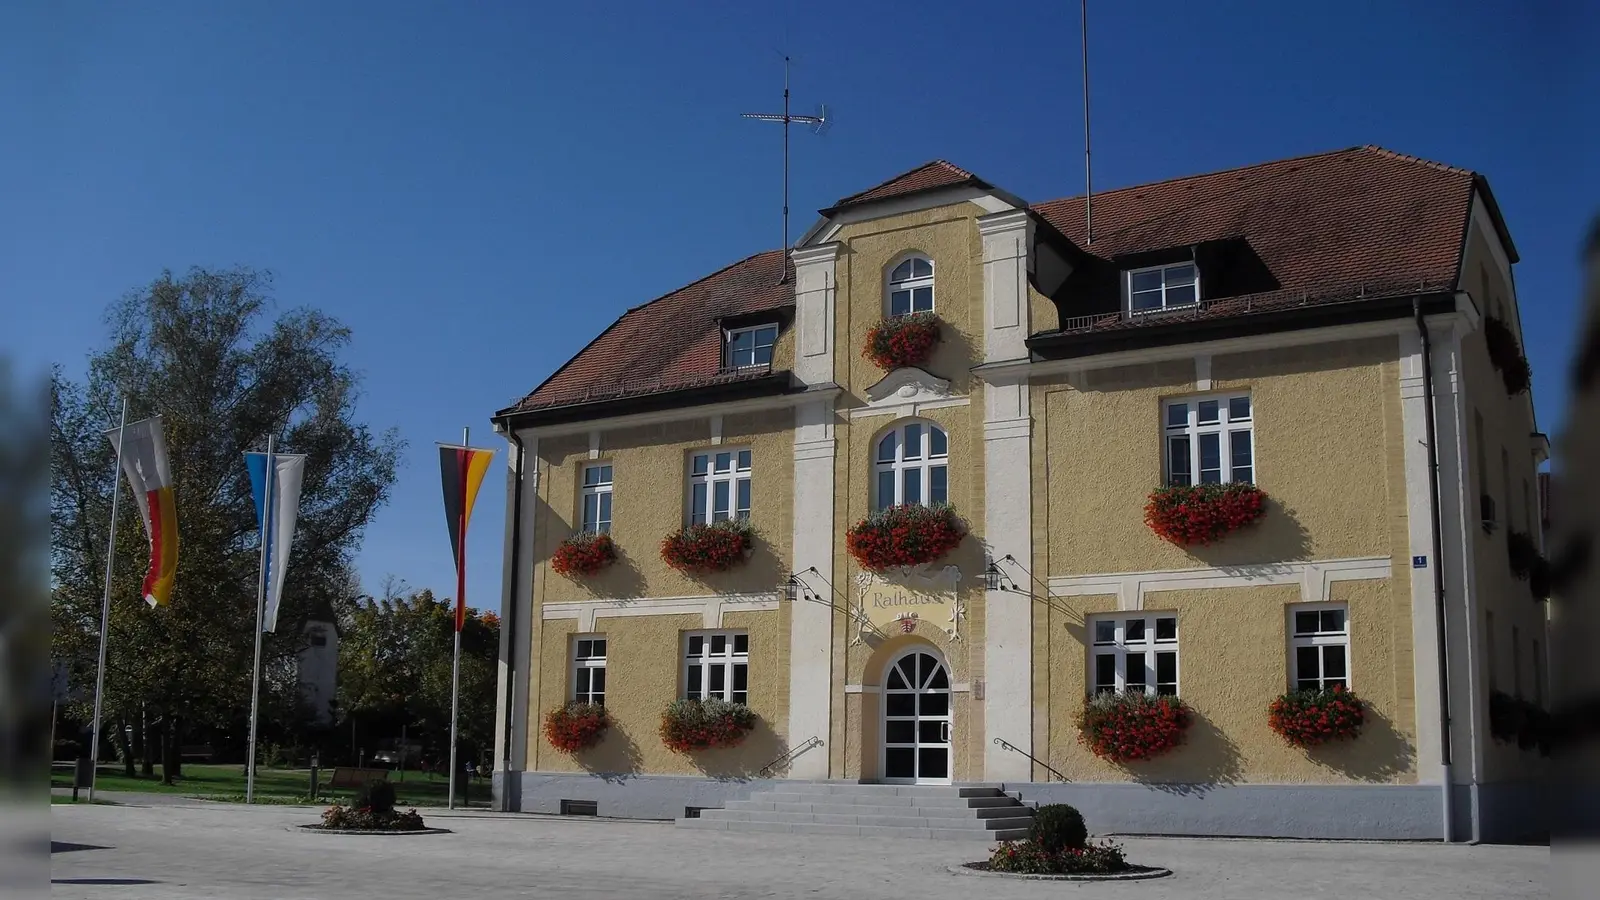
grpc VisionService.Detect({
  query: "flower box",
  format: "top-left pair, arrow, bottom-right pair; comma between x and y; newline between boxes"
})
551,531 -> 618,578
1506,529 -> 1551,600
846,503 -> 967,572
660,519 -> 753,574
863,312 -> 941,370
659,698 -> 757,753
1267,686 -> 1364,748
1483,316 -> 1531,395
543,701 -> 610,753
1078,692 -> 1191,763
1144,482 -> 1267,546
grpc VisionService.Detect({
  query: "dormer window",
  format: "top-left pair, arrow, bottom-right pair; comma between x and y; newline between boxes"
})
1127,262 -> 1199,315
888,256 -> 934,316
725,323 -> 778,370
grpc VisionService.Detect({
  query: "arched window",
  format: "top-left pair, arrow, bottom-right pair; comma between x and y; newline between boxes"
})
875,421 -> 948,509
887,256 -> 934,316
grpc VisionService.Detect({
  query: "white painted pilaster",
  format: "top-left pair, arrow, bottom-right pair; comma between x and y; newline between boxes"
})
787,399 -> 836,778
978,210 -> 1035,363
982,376 -> 1033,781
1398,332 -> 1444,785
791,243 -> 841,387
493,433 -> 537,791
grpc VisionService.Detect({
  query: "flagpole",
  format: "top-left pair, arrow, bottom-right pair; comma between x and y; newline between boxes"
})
246,434 -> 275,804
88,396 -> 129,804
449,426 -> 467,810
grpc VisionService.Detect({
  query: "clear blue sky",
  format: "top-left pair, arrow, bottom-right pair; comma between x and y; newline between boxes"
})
5,1 -> 1595,605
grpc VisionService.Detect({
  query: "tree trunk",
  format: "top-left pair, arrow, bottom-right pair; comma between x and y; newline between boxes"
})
169,715 -> 183,778
160,719 -> 178,784
138,708 -> 153,777
115,717 -> 136,778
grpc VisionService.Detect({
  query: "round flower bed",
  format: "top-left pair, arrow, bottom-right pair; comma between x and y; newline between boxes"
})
660,519 -> 753,575
315,782 -> 428,832
956,803 -> 1170,881
544,701 -> 610,753
1268,685 -> 1364,748
551,531 -> 617,578
846,503 -> 967,572
659,698 -> 756,753
863,312 -> 941,370
1079,691 -> 1191,763
1144,482 -> 1267,546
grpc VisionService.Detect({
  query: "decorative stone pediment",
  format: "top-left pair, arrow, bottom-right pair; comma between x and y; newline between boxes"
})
856,367 -> 966,420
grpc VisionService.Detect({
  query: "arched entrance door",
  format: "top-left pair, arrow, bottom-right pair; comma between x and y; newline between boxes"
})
881,649 -> 952,784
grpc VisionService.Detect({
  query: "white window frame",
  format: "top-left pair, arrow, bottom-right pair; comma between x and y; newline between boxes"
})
1089,613 -> 1179,696
580,463 -> 614,533
724,323 -> 778,370
570,634 -> 607,705
1163,393 -> 1254,486
874,421 -> 949,510
1125,261 -> 1200,316
886,255 -> 935,316
1289,603 -> 1350,691
683,630 -> 749,704
688,448 -> 752,525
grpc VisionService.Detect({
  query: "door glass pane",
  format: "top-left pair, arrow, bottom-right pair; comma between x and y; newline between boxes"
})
919,721 -> 944,743
903,424 -> 923,460
885,747 -> 915,778
887,667 -> 908,690
918,692 -> 949,716
887,693 -> 914,716
918,748 -> 949,779
902,469 -> 922,505
1199,433 -> 1222,483
930,466 -> 948,504
886,721 -> 914,743
927,666 -> 949,690
896,659 -> 916,686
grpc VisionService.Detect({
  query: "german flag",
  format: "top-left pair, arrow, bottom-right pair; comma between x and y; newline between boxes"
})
107,417 -> 178,607
439,443 -> 495,631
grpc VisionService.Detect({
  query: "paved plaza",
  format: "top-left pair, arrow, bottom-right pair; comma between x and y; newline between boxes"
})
51,796 -> 1547,899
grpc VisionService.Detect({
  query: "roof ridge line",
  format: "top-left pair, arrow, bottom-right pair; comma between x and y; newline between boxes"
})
620,248 -> 785,315
1359,144 -> 1479,178
832,159 -> 974,206
1033,145 -> 1369,208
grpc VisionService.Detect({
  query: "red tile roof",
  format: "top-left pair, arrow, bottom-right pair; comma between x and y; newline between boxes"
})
506,251 -> 793,413
826,160 -> 982,210
1032,145 -> 1478,318
502,146 -> 1498,419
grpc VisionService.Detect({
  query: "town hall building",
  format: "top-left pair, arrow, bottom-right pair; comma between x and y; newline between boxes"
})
488,146 -> 1549,842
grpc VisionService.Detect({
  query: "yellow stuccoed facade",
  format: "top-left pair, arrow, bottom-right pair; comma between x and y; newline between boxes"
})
496,185 -> 1546,840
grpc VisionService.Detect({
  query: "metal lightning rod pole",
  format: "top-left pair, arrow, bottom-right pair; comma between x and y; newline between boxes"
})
88,396 -> 129,804
1082,0 -> 1094,245
448,426 -> 467,810
246,434 -> 275,804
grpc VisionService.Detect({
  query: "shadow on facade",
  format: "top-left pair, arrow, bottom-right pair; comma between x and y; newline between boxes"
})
1185,497 -> 1313,568
1307,706 -> 1416,782
687,720 -> 786,781
1128,712 -> 1245,796
576,726 -> 645,782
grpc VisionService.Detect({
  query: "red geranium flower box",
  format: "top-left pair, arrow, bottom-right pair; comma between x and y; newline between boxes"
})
1267,685 -> 1365,748
660,519 -> 753,575
1144,482 -> 1267,546
1078,692 -> 1191,763
551,531 -> 618,578
846,504 -> 967,572
543,701 -> 610,753
659,698 -> 757,753
863,312 -> 941,370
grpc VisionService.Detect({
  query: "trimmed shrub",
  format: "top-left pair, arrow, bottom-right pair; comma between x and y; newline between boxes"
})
1029,804 -> 1088,852
353,779 -> 396,816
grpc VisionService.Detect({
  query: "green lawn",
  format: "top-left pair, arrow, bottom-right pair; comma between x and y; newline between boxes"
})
49,764 -> 491,807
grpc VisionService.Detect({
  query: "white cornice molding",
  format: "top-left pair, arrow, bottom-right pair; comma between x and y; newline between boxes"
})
542,592 -> 781,632
1045,555 -> 1394,611
976,208 -> 1032,236
798,185 -> 1022,248
791,242 -> 842,266
511,385 -> 841,441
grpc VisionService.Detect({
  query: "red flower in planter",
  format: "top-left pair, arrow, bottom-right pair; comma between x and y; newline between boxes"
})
1267,685 -> 1365,748
551,531 -> 618,578
1144,482 -> 1267,546
659,698 -> 757,753
1483,316 -> 1531,395
863,313 -> 941,370
660,519 -> 754,575
543,701 -> 610,753
1078,692 -> 1191,763
846,504 -> 967,572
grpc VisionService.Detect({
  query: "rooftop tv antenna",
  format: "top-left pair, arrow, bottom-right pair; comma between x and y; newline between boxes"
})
742,55 -> 830,283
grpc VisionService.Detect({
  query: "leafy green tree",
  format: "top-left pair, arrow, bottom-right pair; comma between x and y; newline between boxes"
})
50,267 -> 400,782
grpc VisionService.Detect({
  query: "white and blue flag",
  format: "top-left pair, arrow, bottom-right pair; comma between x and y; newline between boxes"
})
245,451 -> 306,632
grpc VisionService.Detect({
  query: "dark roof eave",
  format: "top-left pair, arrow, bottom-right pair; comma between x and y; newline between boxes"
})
1026,292 -> 1458,359
492,371 -> 799,431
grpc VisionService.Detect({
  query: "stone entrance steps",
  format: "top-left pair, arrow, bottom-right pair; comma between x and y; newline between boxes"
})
676,783 -> 1034,841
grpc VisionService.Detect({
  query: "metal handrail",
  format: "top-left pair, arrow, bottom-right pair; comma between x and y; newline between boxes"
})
993,737 -> 1069,782
759,735 -> 824,778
